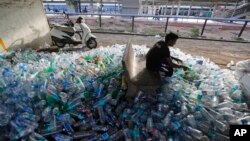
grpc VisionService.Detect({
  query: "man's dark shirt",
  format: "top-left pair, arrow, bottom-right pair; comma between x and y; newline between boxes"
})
146,40 -> 170,71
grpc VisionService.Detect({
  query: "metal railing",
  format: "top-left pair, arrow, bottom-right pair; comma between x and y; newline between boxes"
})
46,12 -> 250,38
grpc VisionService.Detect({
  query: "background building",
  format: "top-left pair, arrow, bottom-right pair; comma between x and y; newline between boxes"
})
42,0 -> 250,18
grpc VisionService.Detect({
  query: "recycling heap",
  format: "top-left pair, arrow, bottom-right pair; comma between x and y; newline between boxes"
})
0,44 -> 249,141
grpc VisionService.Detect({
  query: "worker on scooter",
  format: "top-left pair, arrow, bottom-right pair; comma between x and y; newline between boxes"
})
75,17 -> 97,49
76,17 -> 91,33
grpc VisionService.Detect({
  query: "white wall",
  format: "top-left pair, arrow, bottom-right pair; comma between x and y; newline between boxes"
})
0,0 -> 51,52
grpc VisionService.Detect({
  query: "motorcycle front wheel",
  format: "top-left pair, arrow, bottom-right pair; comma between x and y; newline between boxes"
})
86,37 -> 97,49
74,32 -> 82,41
54,41 -> 65,48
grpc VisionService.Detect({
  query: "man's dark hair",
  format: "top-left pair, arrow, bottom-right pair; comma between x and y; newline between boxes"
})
165,32 -> 179,42
76,17 -> 83,23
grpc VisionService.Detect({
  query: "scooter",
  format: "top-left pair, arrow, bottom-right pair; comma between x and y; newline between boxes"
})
50,14 -> 97,49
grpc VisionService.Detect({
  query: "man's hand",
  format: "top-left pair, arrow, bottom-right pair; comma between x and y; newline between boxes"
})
175,58 -> 183,64
182,66 -> 189,71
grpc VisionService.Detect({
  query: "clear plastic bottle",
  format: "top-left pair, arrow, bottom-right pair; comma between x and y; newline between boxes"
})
146,117 -> 153,129
97,106 -> 105,124
215,101 -> 234,109
186,114 -> 197,128
10,121 -> 36,140
157,104 -> 169,113
72,131 -> 94,140
151,110 -> 164,119
92,125 -> 109,132
63,122 -> 74,135
162,110 -> 173,127
236,116 -> 250,124
123,128 -> 132,141
42,107 -> 52,122
179,130 -> 193,141
132,126 -> 141,141
0,105 -> 11,126
186,126 -> 203,139
134,91 -> 143,103
181,102 -> 188,115
115,101 -> 127,115
96,83 -> 104,98
213,119 -> 227,132
59,92 -> 68,103
29,132 -> 48,141
53,133 -> 73,141
214,133 -> 230,141
108,129 -> 124,141
200,107 -> 214,121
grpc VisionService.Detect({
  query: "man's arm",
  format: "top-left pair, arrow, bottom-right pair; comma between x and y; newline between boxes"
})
166,58 -> 188,71
171,56 -> 183,63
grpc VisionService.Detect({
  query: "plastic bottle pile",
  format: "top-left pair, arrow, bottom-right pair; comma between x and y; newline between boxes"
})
0,44 -> 249,141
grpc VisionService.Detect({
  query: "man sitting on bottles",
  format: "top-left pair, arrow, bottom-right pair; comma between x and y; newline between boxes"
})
146,32 -> 188,77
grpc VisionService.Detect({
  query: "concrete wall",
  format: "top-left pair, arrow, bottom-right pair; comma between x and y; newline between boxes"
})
0,0 -> 51,52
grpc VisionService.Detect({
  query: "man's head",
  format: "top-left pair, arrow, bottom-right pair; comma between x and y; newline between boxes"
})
76,17 -> 83,23
165,32 -> 179,46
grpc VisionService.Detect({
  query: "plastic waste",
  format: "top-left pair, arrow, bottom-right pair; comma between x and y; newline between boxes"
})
0,44 -> 248,141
